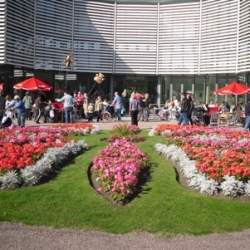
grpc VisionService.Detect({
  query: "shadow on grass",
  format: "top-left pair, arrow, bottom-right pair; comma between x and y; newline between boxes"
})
38,150 -> 85,185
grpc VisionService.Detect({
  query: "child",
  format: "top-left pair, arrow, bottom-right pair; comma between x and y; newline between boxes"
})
87,103 -> 94,122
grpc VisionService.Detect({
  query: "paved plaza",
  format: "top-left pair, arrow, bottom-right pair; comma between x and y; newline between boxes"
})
23,116 -> 176,131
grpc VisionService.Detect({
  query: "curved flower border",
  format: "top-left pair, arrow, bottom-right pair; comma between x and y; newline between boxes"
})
155,143 -> 250,197
47,124 -> 100,135
0,140 -> 88,190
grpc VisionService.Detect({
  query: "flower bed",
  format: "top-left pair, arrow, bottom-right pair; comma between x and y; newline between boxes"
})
152,124 -> 250,197
112,124 -> 140,137
0,140 -> 88,189
0,126 -> 92,189
107,135 -> 145,143
90,138 -> 148,204
48,123 -> 100,135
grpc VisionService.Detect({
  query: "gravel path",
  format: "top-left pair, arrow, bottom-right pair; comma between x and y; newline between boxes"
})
1,223 -> 250,250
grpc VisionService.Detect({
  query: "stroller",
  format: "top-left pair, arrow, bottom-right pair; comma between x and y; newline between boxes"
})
191,107 -> 205,125
101,105 -> 114,121
158,107 -> 169,121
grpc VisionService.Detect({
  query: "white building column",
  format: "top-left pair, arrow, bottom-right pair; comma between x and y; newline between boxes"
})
215,83 -> 218,103
170,83 -> 173,101
205,85 -> 210,104
157,76 -> 161,106
181,84 -> 184,101
191,83 -> 195,94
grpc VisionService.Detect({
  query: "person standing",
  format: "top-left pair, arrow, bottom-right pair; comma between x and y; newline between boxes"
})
141,93 -> 150,121
10,95 -> 26,127
5,95 -> 14,119
111,91 -> 123,121
83,92 -> 88,119
33,95 -> 42,123
244,100 -> 250,130
22,92 -> 32,120
56,91 -> 74,123
95,96 -> 103,122
33,94 -> 47,123
0,90 -> 5,122
178,92 -> 191,125
87,103 -> 94,122
129,93 -> 140,126
187,93 -> 194,125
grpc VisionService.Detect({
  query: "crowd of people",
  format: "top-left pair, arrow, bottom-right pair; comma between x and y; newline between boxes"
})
0,88 -> 249,129
0,89 -> 153,127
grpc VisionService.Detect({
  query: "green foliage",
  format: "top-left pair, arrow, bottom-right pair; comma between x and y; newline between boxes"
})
112,124 -> 140,137
1,131 -> 250,234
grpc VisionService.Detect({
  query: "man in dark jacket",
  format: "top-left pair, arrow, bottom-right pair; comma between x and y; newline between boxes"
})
178,92 -> 191,125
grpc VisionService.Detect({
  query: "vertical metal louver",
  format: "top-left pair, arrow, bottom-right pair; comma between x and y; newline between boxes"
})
5,0 -> 35,68
200,0 -> 238,74
1,0 -> 249,76
239,0 -> 250,72
35,0 -> 73,71
74,0 -> 114,73
159,1 -> 200,75
114,3 -> 158,74
0,0 -> 5,64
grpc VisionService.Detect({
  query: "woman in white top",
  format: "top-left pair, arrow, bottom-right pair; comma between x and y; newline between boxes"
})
5,95 -> 15,118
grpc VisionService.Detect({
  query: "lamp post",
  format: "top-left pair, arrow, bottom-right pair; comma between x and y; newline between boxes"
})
88,73 -> 105,99
64,54 -> 74,91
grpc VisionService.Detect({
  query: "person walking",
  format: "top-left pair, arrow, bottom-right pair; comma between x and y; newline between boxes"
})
244,100 -> 250,130
187,93 -> 194,125
141,93 -> 150,121
33,95 -> 43,124
111,91 -> 123,121
129,93 -> 140,126
9,95 -> 26,127
22,92 -> 32,120
83,92 -> 88,119
0,90 -> 5,122
178,92 -> 191,125
95,96 -> 103,122
56,91 -> 74,123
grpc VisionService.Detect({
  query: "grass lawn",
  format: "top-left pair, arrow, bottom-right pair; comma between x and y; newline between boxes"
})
1,130 -> 250,234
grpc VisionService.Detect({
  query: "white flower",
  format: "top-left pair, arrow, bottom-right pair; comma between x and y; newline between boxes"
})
148,129 -> 155,136
1,140 -> 88,190
244,181 -> 250,196
1,171 -> 20,190
221,176 -> 245,197
155,143 -> 219,196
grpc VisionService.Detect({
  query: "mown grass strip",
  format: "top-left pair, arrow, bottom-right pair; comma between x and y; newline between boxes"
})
1,131 -> 250,234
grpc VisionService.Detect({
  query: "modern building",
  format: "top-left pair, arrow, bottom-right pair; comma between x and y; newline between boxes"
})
0,0 -> 249,104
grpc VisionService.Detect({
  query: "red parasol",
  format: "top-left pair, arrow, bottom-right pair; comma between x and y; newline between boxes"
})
13,77 -> 52,92
215,81 -> 250,96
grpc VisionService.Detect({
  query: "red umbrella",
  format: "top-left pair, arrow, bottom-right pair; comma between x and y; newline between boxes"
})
13,77 -> 52,92
215,81 -> 250,95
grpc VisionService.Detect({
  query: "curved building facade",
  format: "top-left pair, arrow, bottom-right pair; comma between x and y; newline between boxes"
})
0,0 -> 249,103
